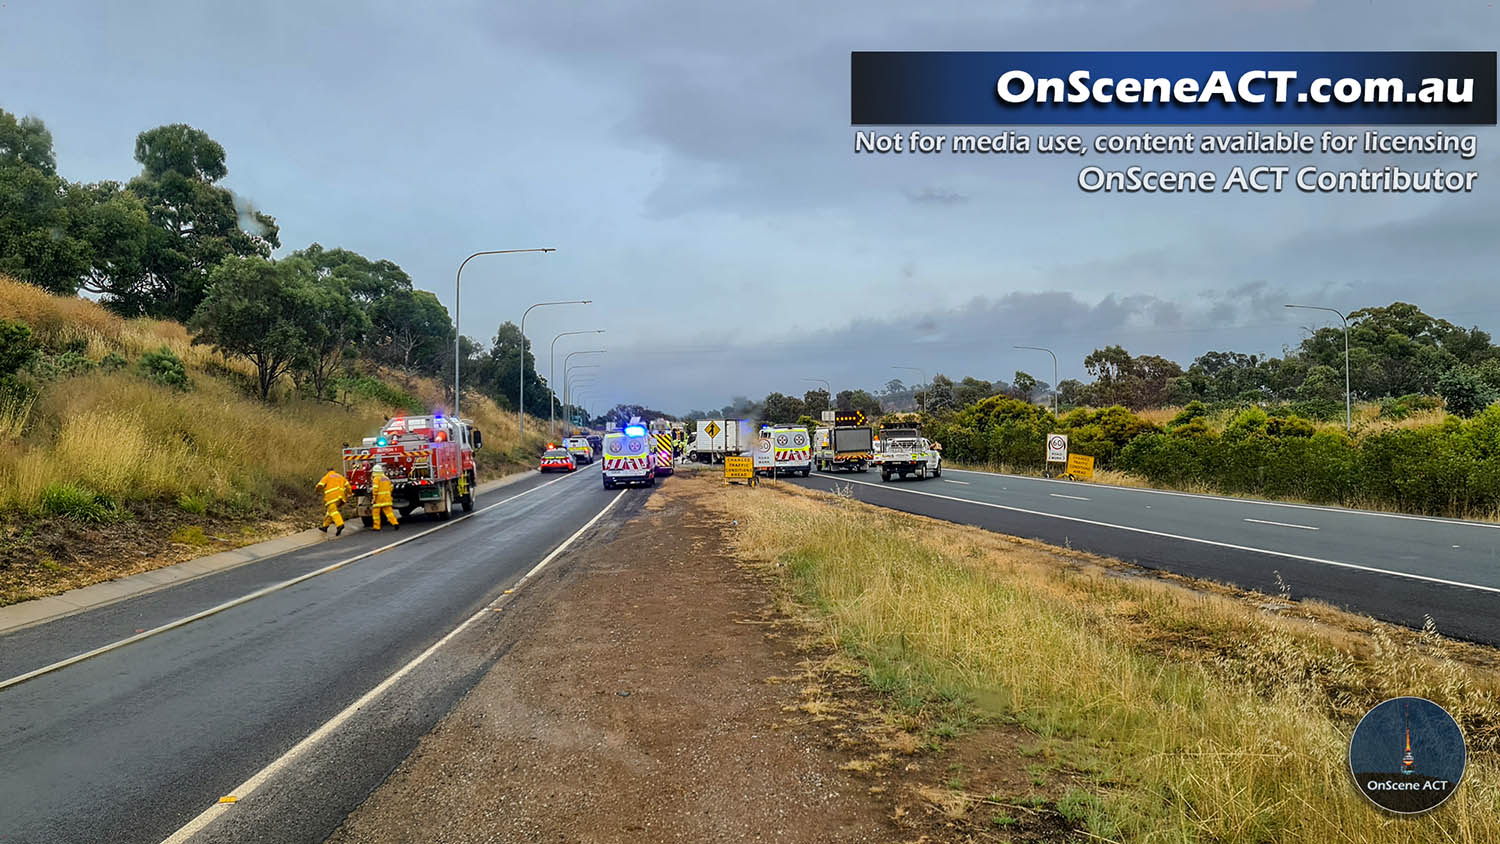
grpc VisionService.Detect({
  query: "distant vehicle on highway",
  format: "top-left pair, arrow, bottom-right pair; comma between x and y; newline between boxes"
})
877,436 -> 941,481
563,436 -> 594,465
539,447 -> 577,473
690,418 -> 753,464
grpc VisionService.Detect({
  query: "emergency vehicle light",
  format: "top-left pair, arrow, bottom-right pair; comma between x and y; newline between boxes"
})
376,436 -> 389,447
624,425 -> 646,437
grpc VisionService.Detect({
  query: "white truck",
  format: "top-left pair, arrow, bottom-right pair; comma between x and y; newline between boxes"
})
813,425 -> 873,473
877,435 -> 941,482
691,419 -> 752,464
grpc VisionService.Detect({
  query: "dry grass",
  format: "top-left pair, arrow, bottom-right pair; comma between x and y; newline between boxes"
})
709,476 -> 1500,843
0,276 -> 551,516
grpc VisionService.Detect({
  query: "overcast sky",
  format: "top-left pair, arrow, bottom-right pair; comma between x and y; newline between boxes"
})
2,0 -> 1495,413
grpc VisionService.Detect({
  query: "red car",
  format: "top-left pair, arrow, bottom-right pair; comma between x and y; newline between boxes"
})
539,447 -> 576,473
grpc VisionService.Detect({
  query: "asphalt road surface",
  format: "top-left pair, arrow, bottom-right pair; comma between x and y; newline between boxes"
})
793,467 -> 1500,645
0,465 -> 635,844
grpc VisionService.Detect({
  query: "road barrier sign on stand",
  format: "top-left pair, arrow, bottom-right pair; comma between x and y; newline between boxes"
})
1066,453 -> 1095,480
753,437 -> 774,470
1046,433 -> 1069,463
724,455 -> 754,484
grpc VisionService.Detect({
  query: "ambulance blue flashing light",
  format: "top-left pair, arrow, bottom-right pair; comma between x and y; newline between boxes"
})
376,435 -> 389,447
624,425 -> 647,437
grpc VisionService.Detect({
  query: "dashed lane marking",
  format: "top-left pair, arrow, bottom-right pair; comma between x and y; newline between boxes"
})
1244,517 -> 1320,531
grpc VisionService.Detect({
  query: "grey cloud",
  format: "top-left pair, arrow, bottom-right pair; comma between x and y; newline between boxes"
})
907,187 -> 969,205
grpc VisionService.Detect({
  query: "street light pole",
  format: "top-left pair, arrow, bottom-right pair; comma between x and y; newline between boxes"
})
453,248 -> 554,420
565,364 -> 600,422
1285,304 -> 1352,431
550,329 -> 604,437
801,377 -> 831,412
891,366 -> 927,412
563,349 -> 604,425
1013,345 -> 1059,416
518,299 -> 590,435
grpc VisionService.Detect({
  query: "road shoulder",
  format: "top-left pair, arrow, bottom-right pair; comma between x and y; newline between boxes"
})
326,478 -> 898,843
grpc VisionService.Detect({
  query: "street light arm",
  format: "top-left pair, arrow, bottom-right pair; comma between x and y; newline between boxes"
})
1285,304 -> 1352,431
549,329 -> 604,437
518,297 -> 590,435
1013,346 -> 1060,415
454,247 -> 555,420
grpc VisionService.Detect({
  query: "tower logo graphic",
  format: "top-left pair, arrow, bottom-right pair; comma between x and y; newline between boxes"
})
1349,696 -> 1466,814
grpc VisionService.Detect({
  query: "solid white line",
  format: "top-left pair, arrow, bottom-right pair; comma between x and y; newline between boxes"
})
809,475 -> 1500,596
942,479 -> 970,485
158,489 -> 625,844
1244,517 -> 1319,531
1049,493 -> 1090,501
0,468 -> 595,693
943,468 -> 1500,530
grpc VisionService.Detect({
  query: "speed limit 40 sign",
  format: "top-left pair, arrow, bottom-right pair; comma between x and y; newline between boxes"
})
1046,433 -> 1068,463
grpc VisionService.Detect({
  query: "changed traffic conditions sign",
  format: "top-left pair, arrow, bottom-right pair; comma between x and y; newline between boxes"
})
1046,433 -> 1069,463
1066,453 -> 1095,480
724,455 -> 754,480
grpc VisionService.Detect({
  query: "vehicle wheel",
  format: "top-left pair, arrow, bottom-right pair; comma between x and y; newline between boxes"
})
881,470 -> 892,482
800,468 -> 810,477
933,466 -> 942,478
460,472 -> 476,511
603,478 -> 614,490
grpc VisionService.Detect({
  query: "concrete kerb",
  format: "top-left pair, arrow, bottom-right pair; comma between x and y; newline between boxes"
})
0,471 -> 536,635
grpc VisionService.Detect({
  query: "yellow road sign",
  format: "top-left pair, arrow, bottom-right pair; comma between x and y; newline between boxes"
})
704,421 -> 721,439
724,455 -> 753,480
1066,453 -> 1095,480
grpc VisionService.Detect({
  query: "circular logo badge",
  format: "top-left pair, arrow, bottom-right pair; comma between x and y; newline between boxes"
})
1349,697 -> 1465,815
793,433 -> 807,447
776,434 -> 789,446
627,439 -> 644,453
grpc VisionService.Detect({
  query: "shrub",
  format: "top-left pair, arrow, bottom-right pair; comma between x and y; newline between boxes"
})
1168,400 -> 1208,428
139,346 -> 191,391
335,375 -> 425,414
31,350 -> 96,381
1437,366 -> 1496,418
39,482 -> 123,523
176,491 -> 210,515
99,352 -> 129,372
0,319 -> 40,377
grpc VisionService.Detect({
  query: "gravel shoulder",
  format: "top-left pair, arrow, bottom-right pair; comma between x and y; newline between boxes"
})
324,479 -> 896,843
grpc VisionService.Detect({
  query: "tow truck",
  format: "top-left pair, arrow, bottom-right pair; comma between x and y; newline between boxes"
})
342,413 -> 482,523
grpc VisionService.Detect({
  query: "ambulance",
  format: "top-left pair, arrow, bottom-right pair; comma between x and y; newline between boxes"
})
769,424 -> 813,477
602,423 -> 657,489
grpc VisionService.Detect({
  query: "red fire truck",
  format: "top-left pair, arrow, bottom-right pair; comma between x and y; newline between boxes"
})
341,413 -> 482,524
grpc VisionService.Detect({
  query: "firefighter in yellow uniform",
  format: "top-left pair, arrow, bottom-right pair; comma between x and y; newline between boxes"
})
316,466 -> 348,536
370,464 -> 399,531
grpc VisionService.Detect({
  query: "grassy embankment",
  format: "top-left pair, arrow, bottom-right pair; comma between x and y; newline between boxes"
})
712,476 -> 1500,842
0,276 -> 552,604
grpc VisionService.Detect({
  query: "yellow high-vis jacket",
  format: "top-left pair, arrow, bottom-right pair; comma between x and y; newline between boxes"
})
371,474 -> 394,508
316,471 -> 348,505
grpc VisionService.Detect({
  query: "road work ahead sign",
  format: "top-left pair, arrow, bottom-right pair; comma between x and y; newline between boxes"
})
1046,433 -> 1068,463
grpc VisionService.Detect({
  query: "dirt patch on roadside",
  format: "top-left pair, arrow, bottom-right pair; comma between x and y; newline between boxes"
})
327,475 -> 1071,843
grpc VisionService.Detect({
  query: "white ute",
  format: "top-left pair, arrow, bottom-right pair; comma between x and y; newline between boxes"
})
877,436 -> 941,482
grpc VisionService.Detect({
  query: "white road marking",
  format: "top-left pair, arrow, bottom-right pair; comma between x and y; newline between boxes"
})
1049,493 -> 1090,501
0,467 -> 597,693
1244,518 -> 1319,531
942,479 -> 970,485
943,468 -> 1500,530
807,475 -> 1500,596
158,490 -> 625,844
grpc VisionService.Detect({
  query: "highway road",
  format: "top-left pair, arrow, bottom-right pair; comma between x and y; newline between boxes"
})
793,467 -> 1500,645
0,465 -> 632,844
